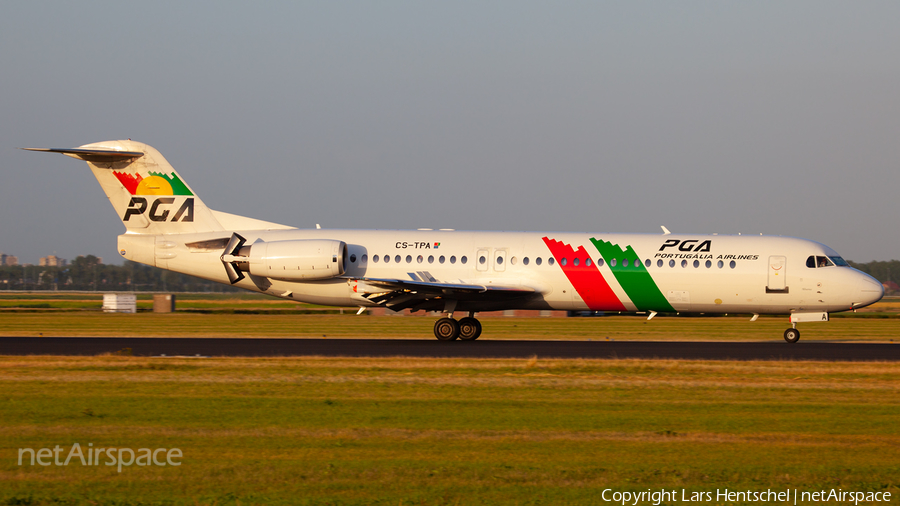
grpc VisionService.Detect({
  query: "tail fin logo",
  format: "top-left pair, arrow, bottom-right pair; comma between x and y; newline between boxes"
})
113,171 -> 193,196
124,197 -> 194,222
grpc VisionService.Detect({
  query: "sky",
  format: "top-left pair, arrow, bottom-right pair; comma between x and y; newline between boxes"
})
1,1 -> 898,265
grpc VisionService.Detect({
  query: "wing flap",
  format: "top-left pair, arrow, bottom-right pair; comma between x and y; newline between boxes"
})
347,275 -> 537,312
353,276 -> 535,295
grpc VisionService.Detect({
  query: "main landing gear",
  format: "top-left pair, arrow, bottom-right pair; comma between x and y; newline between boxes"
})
433,314 -> 482,341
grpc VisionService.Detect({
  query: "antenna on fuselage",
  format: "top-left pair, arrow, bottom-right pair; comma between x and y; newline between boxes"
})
660,226 -> 671,235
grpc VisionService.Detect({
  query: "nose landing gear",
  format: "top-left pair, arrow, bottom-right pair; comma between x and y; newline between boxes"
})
784,312 -> 829,343
783,327 -> 800,343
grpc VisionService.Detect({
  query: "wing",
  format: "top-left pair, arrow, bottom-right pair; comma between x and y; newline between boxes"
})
347,271 -> 537,313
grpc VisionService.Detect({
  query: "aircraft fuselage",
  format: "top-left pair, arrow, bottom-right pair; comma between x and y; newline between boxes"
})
119,229 -> 883,315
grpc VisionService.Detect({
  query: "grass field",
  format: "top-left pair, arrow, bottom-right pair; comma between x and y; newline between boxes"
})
1,293 -> 898,342
2,312 -> 900,341
0,292 -> 334,312
1,294 -> 898,504
1,356 -> 898,505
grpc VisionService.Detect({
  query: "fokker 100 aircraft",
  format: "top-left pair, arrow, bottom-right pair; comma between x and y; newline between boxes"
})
26,140 -> 884,342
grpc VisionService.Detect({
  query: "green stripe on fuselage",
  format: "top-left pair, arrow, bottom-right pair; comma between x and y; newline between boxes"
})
590,238 -> 674,312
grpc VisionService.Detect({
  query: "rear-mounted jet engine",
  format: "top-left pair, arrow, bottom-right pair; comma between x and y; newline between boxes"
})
219,233 -> 346,284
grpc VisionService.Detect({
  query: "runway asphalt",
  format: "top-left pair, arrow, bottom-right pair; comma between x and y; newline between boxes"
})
1,337 -> 899,361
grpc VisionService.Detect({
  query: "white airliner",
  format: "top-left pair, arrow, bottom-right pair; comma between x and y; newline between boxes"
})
25,140 -> 883,342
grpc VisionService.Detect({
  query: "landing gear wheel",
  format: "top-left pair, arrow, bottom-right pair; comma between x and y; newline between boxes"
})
458,317 -> 482,341
784,328 -> 800,343
434,318 -> 460,341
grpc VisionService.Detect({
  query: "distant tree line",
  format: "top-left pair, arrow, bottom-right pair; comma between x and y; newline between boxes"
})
848,260 -> 900,293
0,255 -> 897,294
0,255 -> 241,292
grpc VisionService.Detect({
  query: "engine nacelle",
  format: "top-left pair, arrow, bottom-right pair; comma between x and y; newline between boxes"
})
239,239 -> 346,281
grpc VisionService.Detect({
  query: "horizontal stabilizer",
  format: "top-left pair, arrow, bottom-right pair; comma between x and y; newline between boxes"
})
21,147 -> 144,163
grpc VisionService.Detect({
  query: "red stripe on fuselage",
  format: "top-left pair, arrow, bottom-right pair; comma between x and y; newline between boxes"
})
542,237 -> 626,311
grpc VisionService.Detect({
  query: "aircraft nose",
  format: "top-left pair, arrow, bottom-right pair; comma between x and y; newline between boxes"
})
852,272 -> 884,309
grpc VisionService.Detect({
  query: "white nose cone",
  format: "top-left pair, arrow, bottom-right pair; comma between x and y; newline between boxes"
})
854,274 -> 884,309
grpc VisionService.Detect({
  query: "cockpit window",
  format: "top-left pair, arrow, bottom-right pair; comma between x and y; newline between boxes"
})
807,255 -> 836,268
829,256 -> 849,266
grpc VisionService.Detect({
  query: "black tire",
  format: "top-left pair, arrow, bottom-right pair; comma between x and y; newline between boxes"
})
458,317 -> 482,341
784,328 -> 800,343
434,318 -> 460,341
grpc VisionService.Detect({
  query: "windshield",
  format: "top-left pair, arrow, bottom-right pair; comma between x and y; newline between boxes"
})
806,255 -> 849,268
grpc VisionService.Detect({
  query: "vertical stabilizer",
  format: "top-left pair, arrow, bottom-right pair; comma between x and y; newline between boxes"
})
26,140 -> 224,234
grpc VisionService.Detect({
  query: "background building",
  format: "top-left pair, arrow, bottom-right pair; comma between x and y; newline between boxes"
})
1,253 -> 18,266
39,255 -> 67,267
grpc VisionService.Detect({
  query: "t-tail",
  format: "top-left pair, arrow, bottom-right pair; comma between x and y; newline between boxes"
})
24,140 -> 294,268
25,140 -> 224,234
